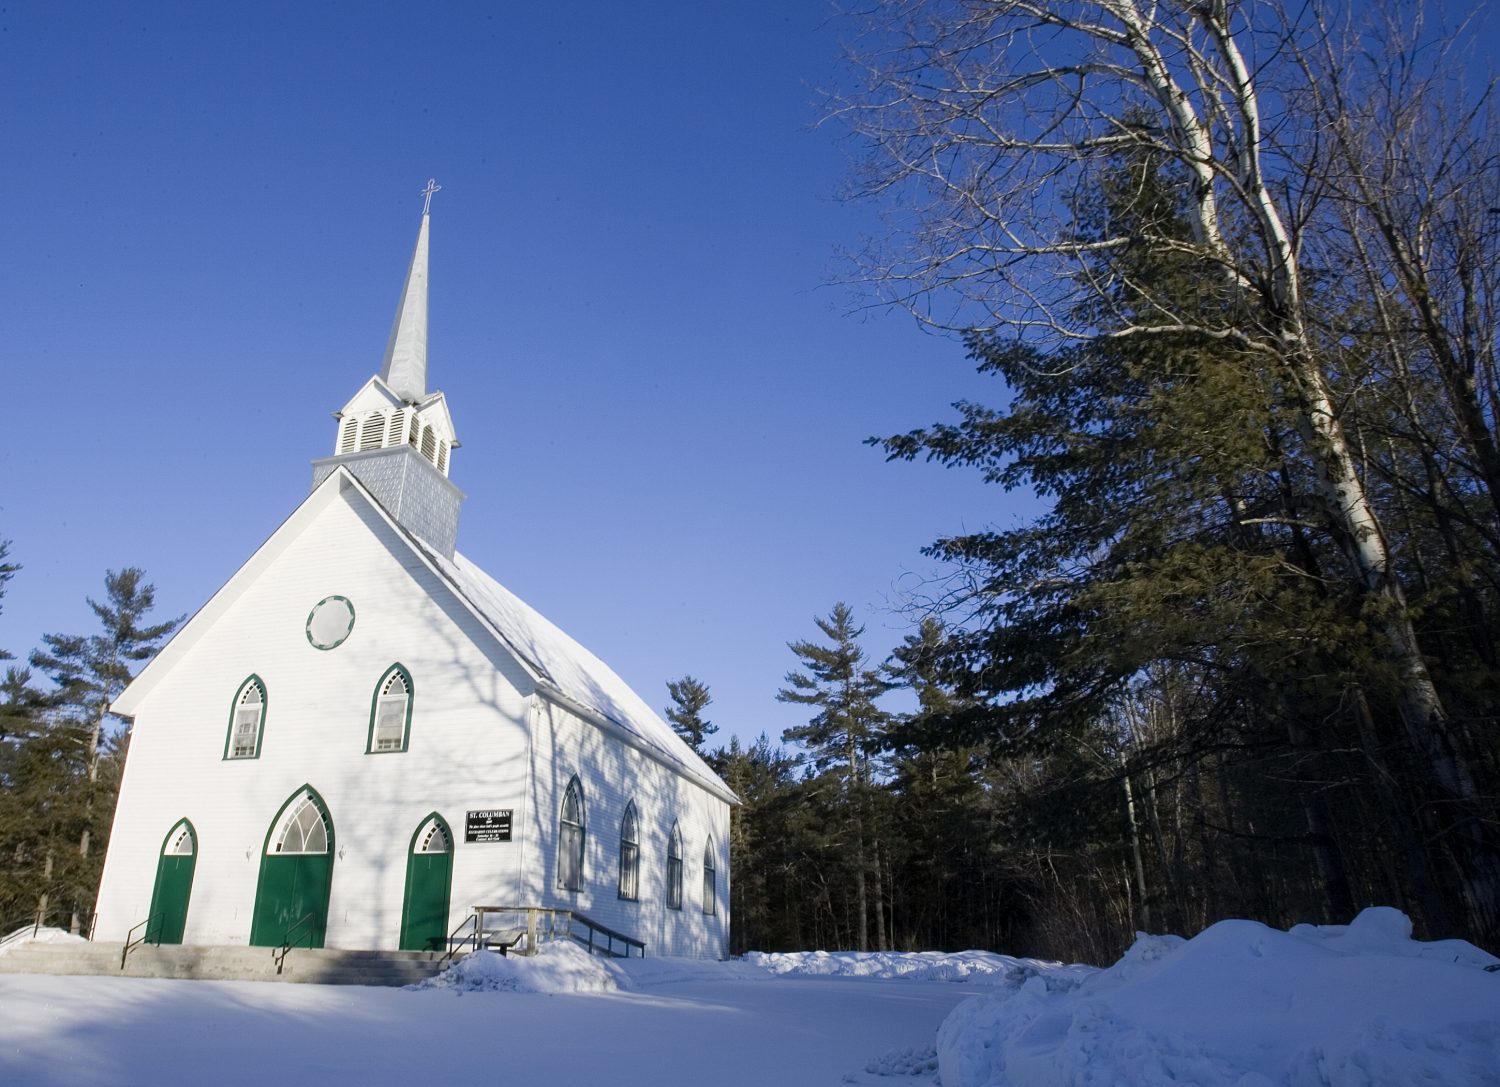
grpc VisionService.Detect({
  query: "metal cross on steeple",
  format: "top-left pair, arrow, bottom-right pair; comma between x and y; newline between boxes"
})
421,178 -> 442,215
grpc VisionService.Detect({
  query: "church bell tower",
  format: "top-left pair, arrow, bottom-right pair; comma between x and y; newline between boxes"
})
311,180 -> 465,558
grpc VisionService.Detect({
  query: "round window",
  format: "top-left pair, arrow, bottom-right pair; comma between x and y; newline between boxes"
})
306,596 -> 355,650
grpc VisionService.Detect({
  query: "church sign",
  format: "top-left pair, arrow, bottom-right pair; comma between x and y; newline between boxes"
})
464,809 -> 513,843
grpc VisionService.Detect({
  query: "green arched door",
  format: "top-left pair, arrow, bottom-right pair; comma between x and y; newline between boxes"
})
400,814 -> 453,951
250,789 -> 334,948
148,820 -> 197,945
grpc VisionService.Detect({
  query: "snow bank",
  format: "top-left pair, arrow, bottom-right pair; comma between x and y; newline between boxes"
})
608,954 -> 769,988
0,925 -> 88,956
744,948 -> 1089,988
412,941 -> 618,994
937,907 -> 1500,1087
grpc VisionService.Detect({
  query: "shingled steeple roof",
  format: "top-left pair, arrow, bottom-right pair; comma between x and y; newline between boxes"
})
377,179 -> 439,402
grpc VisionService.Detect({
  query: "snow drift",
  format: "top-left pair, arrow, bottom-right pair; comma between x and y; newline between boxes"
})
0,926 -> 88,957
937,907 -> 1500,1087
412,941 -> 618,994
744,948 -> 1090,987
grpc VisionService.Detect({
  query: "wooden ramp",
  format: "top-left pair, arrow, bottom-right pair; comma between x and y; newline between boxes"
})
445,906 -> 645,961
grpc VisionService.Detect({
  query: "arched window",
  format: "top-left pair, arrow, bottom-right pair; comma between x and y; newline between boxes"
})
421,426 -> 437,463
436,441 -> 449,475
368,665 -> 412,753
274,793 -> 330,854
337,417 -> 358,454
415,816 -> 450,854
558,777 -> 585,891
618,801 -> 640,901
702,837 -> 717,916
224,676 -> 267,760
666,822 -> 683,910
164,820 -> 196,856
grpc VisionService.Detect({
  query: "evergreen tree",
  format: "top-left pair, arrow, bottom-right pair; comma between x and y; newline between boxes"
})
777,603 -> 890,950
0,667 -> 71,924
710,732 -> 804,953
882,617 -> 1000,950
664,675 -> 717,752
841,0 -> 1500,949
872,139 -> 1500,951
26,568 -> 179,930
0,538 -> 17,663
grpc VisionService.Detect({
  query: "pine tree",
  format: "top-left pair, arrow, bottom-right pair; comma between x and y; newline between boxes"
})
27,568 -> 179,930
664,675 -> 717,752
777,603 -> 890,950
872,141 -> 1500,950
0,538 -> 18,663
883,617 -> 998,949
709,732 -> 804,952
0,667 -> 70,924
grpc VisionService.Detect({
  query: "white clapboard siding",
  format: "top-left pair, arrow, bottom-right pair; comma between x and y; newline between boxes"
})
96,471 -> 731,957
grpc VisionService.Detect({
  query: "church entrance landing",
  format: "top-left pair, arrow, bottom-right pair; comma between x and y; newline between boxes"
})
250,788 -> 334,949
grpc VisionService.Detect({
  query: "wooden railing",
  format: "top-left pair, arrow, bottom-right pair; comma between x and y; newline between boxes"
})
120,912 -> 163,970
465,906 -> 645,959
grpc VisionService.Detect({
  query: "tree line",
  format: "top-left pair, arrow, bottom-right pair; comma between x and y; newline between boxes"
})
0,548 -> 179,934
681,0 -> 1499,962
6,0 -> 1497,965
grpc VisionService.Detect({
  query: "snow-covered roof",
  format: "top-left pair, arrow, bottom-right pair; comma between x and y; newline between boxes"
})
414,541 -> 733,803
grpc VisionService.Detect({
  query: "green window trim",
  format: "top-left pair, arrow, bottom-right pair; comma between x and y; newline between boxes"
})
306,595 -> 356,651
260,785 -> 336,858
161,818 -> 198,856
222,674 -> 268,761
366,664 -> 414,754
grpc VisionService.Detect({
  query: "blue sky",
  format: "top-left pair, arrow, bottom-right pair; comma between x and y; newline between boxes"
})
0,2 -> 1019,746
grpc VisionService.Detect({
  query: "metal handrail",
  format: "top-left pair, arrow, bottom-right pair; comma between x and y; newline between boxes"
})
1,905 -> 76,946
121,912 -> 164,970
272,913 -> 317,975
0,909 -> 46,953
468,905 -> 645,958
439,912 -> 480,965
568,907 -> 645,959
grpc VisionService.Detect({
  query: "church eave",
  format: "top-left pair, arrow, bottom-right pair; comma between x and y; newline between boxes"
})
532,684 -> 741,807
112,466 -> 734,803
109,469 -> 360,718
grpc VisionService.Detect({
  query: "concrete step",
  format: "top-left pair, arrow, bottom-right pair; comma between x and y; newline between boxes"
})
0,941 -> 449,987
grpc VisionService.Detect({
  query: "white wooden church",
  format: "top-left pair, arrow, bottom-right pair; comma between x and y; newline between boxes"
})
93,185 -> 734,959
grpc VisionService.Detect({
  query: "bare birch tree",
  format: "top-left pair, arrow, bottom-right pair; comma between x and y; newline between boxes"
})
832,0 -> 1500,941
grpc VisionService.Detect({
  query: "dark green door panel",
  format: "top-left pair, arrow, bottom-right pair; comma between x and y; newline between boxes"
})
399,850 -> 451,951
250,854 -> 332,947
148,854 -> 195,945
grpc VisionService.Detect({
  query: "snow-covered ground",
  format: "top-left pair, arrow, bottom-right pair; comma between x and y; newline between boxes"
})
0,942 -> 976,1087
938,907 -> 1499,1087
2,908 -> 1496,1086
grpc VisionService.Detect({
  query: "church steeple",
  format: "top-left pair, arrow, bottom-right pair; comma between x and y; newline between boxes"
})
311,180 -> 465,559
377,180 -> 438,402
